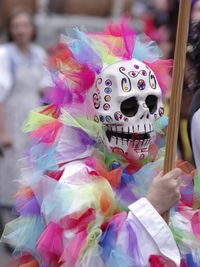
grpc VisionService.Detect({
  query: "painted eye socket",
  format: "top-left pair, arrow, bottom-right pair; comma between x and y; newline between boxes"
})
128,71 -> 137,78
145,95 -> 158,114
120,97 -> 139,117
105,79 -> 112,86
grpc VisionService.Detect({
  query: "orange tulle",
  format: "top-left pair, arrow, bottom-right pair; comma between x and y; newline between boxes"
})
16,187 -> 33,197
96,161 -> 122,188
176,160 -> 196,177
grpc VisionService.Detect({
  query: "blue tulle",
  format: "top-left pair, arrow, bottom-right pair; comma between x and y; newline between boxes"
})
1,215 -> 44,254
66,28 -> 102,73
29,142 -> 58,171
133,34 -> 162,63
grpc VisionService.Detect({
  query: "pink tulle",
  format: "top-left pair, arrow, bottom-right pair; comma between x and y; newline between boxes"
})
47,43 -> 95,104
37,222 -> 63,265
61,230 -> 87,266
191,211 -> 200,238
100,16 -> 136,59
145,59 -> 173,96
30,121 -> 62,145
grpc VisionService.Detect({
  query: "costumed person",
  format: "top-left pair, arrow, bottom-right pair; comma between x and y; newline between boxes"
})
0,8 -> 50,210
188,19 -> 200,169
1,18 -> 200,267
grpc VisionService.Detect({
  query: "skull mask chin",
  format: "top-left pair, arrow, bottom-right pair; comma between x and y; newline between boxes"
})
89,59 -> 164,160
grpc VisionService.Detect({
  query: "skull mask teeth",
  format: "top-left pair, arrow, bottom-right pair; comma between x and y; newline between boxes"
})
90,59 -> 164,160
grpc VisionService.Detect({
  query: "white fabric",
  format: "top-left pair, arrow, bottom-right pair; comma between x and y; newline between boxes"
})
191,109 -> 200,169
0,46 -> 12,103
0,42 -> 51,205
129,198 -> 181,266
0,43 -> 50,103
59,161 -> 181,267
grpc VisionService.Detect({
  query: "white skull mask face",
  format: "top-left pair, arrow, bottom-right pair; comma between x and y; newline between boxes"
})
90,59 -> 164,160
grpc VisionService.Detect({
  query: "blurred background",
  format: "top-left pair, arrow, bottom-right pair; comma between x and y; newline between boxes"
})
0,0 -> 198,265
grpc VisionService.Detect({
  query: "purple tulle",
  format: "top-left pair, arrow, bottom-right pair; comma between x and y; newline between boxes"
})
76,129 -> 96,146
16,196 -> 41,215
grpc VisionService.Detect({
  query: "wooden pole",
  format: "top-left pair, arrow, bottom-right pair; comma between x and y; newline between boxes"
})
162,0 -> 191,223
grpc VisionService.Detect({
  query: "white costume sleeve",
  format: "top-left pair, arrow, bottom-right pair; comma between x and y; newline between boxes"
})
191,109 -> 200,170
128,198 -> 181,266
0,46 -> 12,103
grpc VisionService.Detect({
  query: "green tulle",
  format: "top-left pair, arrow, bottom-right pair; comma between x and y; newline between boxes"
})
170,226 -> 199,254
60,109 -> 106,139
22,107 -> 56,133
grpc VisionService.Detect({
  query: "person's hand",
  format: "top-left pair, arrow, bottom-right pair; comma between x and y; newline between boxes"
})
146,168 -> 183,215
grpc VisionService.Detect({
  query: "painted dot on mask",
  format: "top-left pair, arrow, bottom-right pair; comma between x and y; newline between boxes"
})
137,79 -> 146,90
104,87 -> 112,94
94,116 -> 99,123
141,70 -> 147,76
124,117 -> 128,122
114,111 -> 123,121
105,79 -> 112,86
129,71 -> 137,78
99,115 -> 105,122
134,64 -> 139,69
103,103 -> 110,111
105,116 -> 113,123
159,107 -> 164,117
93,93 -> 101,109
104,95 -> 111,102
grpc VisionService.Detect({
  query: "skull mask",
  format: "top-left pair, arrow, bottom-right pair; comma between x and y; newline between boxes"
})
90,59 -> 164,160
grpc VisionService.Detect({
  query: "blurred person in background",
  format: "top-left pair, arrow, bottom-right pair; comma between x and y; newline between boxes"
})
0,8 -> 50,212
143,0 -> 179,59
187,0 -> 200,169
176,0 -> 200,165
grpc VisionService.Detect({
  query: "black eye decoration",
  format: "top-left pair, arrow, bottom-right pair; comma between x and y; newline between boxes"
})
145,95 -> 158,114
120,97 -> 139,117
149,71 -> 157,89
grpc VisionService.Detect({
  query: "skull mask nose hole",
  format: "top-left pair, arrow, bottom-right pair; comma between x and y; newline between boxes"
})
120,97 -> 139,117
145,95 -> 158,114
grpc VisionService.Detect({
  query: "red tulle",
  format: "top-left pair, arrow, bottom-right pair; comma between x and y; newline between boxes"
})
59,208 -> 96,232
149,255 -> 176,267
45,170 -> 64,181
5,255 -> 38,267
